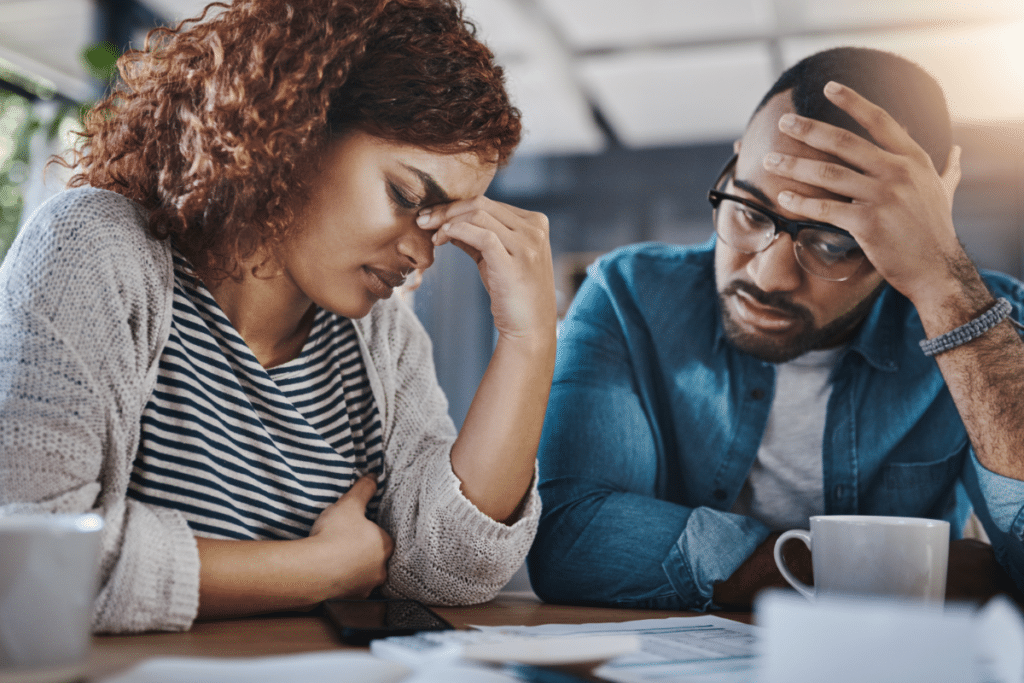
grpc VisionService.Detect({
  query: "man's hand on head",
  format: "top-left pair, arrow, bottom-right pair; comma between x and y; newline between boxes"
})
760,81 -> 984,320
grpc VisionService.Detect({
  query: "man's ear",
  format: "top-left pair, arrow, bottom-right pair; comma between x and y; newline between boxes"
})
940,145 -> 962,210
733,139 -> 742,155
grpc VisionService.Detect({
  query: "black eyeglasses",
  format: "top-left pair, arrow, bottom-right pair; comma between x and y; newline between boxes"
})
707,154 -> 865,282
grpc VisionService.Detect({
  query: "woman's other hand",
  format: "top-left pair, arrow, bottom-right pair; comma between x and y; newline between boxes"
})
196,475 -> 392,619
308,475 -> 394,599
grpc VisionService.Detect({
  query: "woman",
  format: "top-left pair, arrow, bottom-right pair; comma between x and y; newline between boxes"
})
0,0 -> 555,633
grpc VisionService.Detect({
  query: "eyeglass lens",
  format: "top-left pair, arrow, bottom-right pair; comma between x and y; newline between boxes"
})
715,198 -> 863,281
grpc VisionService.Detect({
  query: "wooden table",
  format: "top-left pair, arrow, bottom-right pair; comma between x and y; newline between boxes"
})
85,592 -> 753,682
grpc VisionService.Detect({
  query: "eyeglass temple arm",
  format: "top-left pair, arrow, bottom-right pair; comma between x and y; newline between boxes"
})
712,154 -> 739,191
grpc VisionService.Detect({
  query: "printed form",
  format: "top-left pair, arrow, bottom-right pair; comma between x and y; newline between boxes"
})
473,615 -> 758,683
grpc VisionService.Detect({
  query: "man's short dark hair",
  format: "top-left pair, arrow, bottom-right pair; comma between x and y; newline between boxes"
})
753,47 -> 952,173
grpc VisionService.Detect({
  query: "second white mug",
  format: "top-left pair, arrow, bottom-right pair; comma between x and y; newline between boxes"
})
773,515 -> 949,603
0,513 -> 104,683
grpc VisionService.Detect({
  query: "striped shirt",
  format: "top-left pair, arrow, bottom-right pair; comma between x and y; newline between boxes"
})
128,251 -> 386,540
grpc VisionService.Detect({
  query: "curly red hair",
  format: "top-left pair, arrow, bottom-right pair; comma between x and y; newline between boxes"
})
63,0 -> 521,279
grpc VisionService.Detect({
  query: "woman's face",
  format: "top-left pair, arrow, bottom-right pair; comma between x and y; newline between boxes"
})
277,131 -> 497,319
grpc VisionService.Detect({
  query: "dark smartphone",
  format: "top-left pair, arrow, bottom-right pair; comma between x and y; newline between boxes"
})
323,598 -> 454,646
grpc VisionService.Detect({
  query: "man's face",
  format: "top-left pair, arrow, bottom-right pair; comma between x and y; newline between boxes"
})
714,92 -> 885,363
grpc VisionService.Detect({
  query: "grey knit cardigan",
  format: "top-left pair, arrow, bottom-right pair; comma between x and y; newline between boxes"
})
0,188 -> 539,633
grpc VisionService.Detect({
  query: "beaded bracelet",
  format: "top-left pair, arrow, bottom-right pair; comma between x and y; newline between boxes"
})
919,297 -> 1013,357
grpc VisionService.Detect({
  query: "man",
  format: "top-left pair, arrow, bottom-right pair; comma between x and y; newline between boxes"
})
528,47 -> 1024,610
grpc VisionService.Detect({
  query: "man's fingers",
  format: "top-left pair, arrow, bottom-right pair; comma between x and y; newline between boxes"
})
777,190 -> 858,229
763,152 -> 874,200
820,81 -> 919,158
775,82 -> 934,176
777,110 -> 885,172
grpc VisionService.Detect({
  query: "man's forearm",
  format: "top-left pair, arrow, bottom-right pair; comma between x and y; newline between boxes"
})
915,262 -> 1024,481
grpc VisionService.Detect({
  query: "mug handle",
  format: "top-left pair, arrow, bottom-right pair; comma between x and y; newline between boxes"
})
774,529 -> 814,601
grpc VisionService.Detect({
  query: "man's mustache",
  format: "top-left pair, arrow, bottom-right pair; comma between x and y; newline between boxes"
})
720,281 -> 812,322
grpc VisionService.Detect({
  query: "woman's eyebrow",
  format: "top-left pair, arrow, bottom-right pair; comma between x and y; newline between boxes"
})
401,164 -> 451,203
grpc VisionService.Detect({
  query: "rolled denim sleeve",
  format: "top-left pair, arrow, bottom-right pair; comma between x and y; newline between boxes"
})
666,508 -> 770,608
969,452 -> 1024,532
962,450 -> 1024,591
528,266 -> 769,610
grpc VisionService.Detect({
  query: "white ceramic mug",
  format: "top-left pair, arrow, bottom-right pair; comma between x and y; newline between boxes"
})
773,515 -> 949,603
0,513 -> 104,683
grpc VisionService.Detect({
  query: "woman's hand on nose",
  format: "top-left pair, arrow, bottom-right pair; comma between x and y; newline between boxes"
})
415,198 -> 556,342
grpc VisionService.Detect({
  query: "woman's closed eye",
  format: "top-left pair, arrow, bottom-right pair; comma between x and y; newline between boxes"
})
388,181 -> 422,211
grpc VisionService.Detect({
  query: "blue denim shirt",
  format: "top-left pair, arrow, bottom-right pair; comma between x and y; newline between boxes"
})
529,239 -> 1024,611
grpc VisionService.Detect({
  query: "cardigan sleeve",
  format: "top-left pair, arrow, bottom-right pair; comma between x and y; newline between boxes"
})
361,297 -> 540,606
0,189 -> 200,633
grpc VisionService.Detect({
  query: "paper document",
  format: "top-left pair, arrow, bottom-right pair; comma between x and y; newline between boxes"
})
100,651 -> 411,683
99,651 -> 524,683
471,616 -> 758,683
372,629 -> 640,667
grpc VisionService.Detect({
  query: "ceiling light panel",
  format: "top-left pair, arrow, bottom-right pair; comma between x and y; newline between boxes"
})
540,0 -> 776,51
464,0 -> 605,155
502,59 -> 606,156
579,43 -> 776,147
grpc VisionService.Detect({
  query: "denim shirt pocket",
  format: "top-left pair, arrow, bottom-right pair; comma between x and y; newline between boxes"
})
866,441 -> 966,518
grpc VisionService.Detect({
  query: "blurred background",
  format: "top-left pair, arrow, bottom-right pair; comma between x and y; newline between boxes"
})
1,0 -> 1023,428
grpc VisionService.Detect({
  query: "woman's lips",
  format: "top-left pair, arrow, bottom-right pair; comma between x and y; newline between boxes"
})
363,266 -> 406,299
731,290 -> 798,332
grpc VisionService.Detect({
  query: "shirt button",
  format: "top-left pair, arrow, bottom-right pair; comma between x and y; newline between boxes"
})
750,389 -> 765,400
713,489 -> 727,501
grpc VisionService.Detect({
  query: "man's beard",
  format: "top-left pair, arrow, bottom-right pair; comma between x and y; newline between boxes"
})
718,280 -> 885,363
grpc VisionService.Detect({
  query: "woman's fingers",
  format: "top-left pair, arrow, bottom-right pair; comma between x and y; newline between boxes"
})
439,220 -> 514,268
417,196 -> 537,236
418,197 -> 548,257
415,195 -> 553,339
309,474 -> 378,536
339,474 -> 378,510
431,208 -> 511,252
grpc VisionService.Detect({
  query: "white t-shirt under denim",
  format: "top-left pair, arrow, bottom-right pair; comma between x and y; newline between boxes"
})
731,348 -> 843,531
